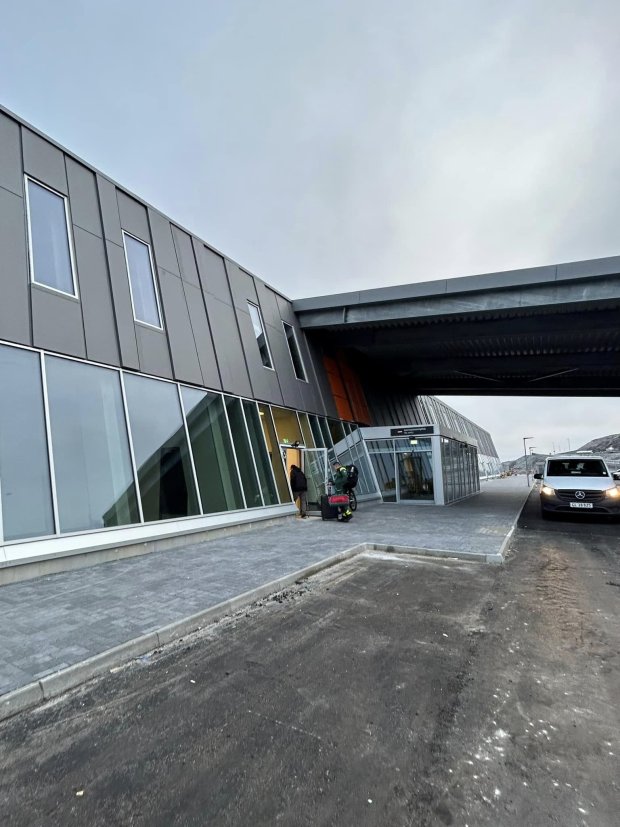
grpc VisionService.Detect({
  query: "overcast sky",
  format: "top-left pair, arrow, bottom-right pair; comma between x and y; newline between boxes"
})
1,1 -> 618,460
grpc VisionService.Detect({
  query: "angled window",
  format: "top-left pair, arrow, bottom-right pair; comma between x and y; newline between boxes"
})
282,321 -> 307,381
25,177 -> 77,297
122,231 -> 163,329
247,302 -> 273,369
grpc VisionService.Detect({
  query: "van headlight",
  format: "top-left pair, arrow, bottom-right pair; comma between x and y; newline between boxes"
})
605,487 -> 620,499
541,485 -> 555,496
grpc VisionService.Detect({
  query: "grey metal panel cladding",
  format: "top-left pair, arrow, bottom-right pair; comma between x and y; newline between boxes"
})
226,261 -> 259,309
172,227 -> 200,287
105,240 -> 139,369
255,280 -> 283,329
305,340 -> 336,417
117,191 -> 150,241
66,159 -> 102,238
136,324 -> 173,379
184,282 -> 221,389
0,188 -> 31,346
206,295 -> 252,397
73,227 -> 119,365
275,292 -> 298,326
31,287 -> 86,358
236,308 -> 283,404
97,176 -> 123,244
0,112 -> 22,196
193,241 -> 231,303
148,210 -> 180,275
300,373 -> 325,415
21,129 -> 68,194
265,323 -> 303,409
158,269 -> 202,385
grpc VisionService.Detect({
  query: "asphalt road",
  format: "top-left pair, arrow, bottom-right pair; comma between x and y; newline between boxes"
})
1,493 -> 618,826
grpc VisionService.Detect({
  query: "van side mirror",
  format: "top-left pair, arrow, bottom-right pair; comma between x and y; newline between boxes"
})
613,472 -> 620,481
533,473 -> 542,480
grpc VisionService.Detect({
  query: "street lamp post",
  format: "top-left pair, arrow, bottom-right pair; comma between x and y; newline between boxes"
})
523,437 -> 534,486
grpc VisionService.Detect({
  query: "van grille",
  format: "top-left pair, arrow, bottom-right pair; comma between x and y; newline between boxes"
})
556,489 -> 605,503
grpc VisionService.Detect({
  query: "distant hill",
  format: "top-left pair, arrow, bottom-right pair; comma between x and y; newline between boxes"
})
576,434 -> 620,453
501,434 -> 620,474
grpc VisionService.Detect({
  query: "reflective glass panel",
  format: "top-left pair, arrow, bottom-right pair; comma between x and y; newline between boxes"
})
247,303 -> 273,368
258,405 -> 291,502
319,418 -> 333,448
224,396 -> 262,507
396,439 -> 434,501
370,452 -> 397,503
124,375 -> 199,521
243,400 -> 278,505
298,413 -> 315,448
328,419 -> 345,444
282,322 -> 306,380
181,387 -> 244,513
0,345 -> 54,541
271,406 -> 303,446
308,414 -> 325,448
46,357 -> 140,532
27,179 -> 75,295
123,233 -> 162,328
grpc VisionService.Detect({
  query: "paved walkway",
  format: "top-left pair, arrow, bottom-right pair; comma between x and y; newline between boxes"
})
0,477 -> 529,699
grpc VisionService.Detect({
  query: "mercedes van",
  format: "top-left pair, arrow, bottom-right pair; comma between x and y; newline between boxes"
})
534,455 -> 620,518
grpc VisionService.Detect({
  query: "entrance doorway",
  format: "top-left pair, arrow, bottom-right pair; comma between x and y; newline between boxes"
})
282,446 -> 329,514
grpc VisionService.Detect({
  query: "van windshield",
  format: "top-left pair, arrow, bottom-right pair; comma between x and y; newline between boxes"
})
547,459 -> 608,477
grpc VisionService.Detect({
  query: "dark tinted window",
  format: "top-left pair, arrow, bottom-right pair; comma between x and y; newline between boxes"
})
547,459 -> 608,477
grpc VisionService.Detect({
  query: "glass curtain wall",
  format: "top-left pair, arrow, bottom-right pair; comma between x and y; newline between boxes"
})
124,374 -> 200,521
0,345 -> 54,541
242,400 -> 279,506
224,396 -> 263,508
441,438 -> 479,503
46,357 -> 140,532
181,387 -> 245,513
257,404 -> 291,503
0,340 -> 365,543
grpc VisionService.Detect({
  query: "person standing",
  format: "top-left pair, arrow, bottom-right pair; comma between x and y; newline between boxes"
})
331,461 -> 353,520
290,464 -> 308,518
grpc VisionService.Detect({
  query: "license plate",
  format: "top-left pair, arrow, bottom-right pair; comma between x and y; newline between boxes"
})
570,502 -> 593,509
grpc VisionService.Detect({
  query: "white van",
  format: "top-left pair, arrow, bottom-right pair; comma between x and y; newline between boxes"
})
534,454 -> 620,519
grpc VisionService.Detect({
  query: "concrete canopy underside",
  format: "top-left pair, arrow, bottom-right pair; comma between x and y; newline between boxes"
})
293,256 -> 620,396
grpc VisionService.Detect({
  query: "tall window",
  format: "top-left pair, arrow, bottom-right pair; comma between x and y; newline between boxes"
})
25,177 -> 77,296
45,357 -> 140,532
282,321 -> 307,381
122,231 -> 163,328
181,387 -> 245,514
0,345 -> 55,541
247,302 -> 273,368
124,374 -> 199,521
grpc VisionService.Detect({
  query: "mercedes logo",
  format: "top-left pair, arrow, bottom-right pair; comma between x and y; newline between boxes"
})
575,490 -> 586,500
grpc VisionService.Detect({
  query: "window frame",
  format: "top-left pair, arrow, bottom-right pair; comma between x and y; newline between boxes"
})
247,301 -> 274,370
281,320 -> 308,382
24,175 -> 79,299
121,230 -> 164,330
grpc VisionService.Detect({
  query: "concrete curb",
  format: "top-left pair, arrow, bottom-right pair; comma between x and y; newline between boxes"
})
0,539 -> 500,723
494,487 -> 532,563
367,543 -> 488,563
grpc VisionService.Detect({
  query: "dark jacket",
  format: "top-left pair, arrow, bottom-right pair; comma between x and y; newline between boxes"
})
290,467 -> 307,493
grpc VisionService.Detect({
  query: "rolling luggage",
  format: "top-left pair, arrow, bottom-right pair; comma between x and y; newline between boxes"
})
320,494 -> 339,520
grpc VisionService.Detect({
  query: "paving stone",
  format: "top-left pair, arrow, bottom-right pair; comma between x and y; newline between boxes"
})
0,478 -> 528,695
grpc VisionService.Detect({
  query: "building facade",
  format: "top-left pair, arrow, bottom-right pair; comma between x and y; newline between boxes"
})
0,106 -> 499,573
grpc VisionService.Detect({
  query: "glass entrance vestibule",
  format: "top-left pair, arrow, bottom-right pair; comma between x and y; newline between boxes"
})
336,425 -> 480,505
